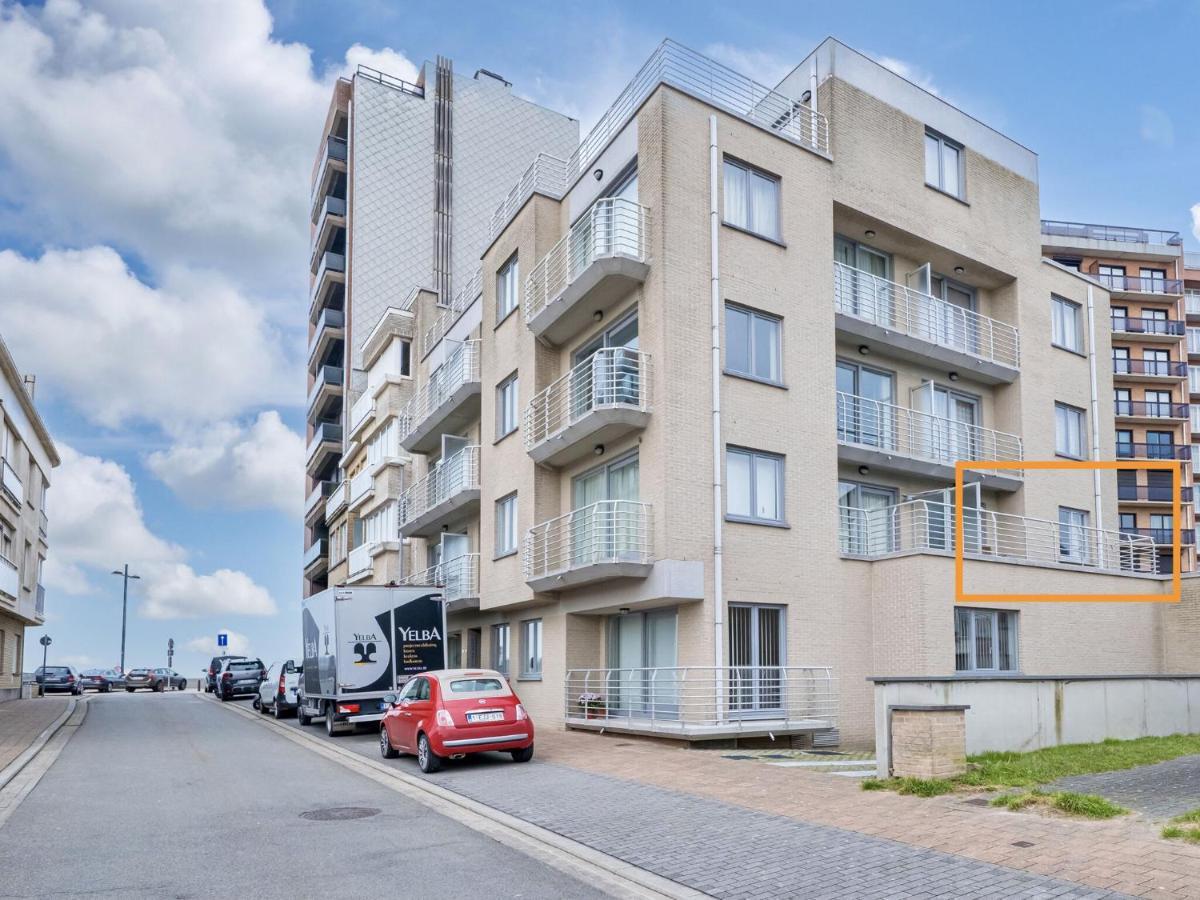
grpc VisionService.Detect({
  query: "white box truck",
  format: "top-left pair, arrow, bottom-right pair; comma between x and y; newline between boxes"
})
298,585 -> 445,736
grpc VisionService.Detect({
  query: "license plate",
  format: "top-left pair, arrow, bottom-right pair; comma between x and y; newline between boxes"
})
467,710 -> 504,723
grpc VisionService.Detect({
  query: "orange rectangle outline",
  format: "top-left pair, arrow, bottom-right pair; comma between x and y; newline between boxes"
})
954,459 -> 1181,603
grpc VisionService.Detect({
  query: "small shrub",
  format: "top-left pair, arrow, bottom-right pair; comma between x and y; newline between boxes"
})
896,777 -> 954,798
1051,792 -> 1126,819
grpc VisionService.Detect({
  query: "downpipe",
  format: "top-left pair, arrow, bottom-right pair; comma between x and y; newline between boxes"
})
1085,283 -> 1105,567
709,115 -> 725,716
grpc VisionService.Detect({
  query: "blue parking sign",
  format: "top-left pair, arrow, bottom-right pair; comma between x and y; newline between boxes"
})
217,633 -> 227,647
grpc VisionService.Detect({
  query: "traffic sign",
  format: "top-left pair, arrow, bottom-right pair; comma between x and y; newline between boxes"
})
39,635 -> 51,647
217,633 -> 227,647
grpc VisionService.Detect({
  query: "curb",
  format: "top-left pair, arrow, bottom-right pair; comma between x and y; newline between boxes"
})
0,697 -> 79,792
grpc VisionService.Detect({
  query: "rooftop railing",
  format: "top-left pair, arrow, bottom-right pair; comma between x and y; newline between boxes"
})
1098,274 -> 1183,295
524,349 -> 651,452
1186,252 -> 1200,271
423,269 -> 482,356
1112,358 -> 1188,378
486,154 -> 568,248
838,500 -> 1158,575
401,554 -> 480,604
399,446 -> 480,529
833,262 -> 1020,369
524,500 -> 653,583
355,64 -> 424,97
1040,220 -> 1182,246
398,340 -> 480,445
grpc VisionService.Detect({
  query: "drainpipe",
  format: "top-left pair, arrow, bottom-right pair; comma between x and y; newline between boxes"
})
1085,283 -> 1104,565
709,116 -> 725,701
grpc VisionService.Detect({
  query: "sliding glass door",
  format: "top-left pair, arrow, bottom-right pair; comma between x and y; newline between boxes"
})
605,609 -> 677,719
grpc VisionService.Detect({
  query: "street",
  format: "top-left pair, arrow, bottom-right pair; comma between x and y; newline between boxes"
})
0,692 -> 607,900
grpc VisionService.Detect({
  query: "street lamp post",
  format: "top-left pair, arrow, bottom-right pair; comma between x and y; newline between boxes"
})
111,565 -> 141,673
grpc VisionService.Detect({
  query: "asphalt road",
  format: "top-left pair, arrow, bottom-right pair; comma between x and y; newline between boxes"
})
0,691 -> 606,900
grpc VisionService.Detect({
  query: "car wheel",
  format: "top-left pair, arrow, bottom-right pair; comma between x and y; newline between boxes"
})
380,727 -> 399,759
103,685 -> 111,693
252,695 -> 261,711
417,734 -> 442,773
219,691 -> 228,702
324,705 -> 338,737
273,698 -> 287,720
510,745 -> 534,763
297,703 -> 312,726
126,688 -> 134,693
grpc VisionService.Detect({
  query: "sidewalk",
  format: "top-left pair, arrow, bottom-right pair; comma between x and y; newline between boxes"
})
0,697 -> 70,772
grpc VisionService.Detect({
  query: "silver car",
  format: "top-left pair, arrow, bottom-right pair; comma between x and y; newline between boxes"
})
255,659 -> 302,718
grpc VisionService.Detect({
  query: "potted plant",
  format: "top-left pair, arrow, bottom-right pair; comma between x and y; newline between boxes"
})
578,692 -> 606,720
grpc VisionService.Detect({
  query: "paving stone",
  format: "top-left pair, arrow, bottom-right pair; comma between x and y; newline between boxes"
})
1053,754 -> 1200,820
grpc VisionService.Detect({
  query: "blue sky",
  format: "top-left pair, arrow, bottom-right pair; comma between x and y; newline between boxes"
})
3,0 -> 1197,680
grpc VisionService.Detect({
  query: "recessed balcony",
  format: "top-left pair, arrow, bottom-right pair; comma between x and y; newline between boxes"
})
401,554 -> 480,613
304,479 -> 336,526
1097,274 -> 1184,296
398,446 -> 480,538
1111,316 -> 1185,342
312,195 -> 347,257
302,538 -> 329,577
1113,399 -> 1189,423
307,364 -> 344,422
0,457 -> 22,507
1120,527 -> 1196,546
310,134 -> 347,217
1112,358 -> 1187,382
525,349 -> 651,466
398,340 -> 480,454
310,251 -> 346,312
833,262 -> 1019,384
325,479 -> 349,523
523,500 -> 654,592
525,198 -> 650,345
305,422 -> 342,477
1040,220 -> 1182,260
835,393 -> 1023,491
1118,484 -> 1193,505
0,555 -> 16,600
348,467 -> 374,512
308,308 -> 345,374
1115,442 -> 1190,461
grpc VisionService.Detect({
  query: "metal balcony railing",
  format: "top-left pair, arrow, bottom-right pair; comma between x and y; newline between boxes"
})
1,458 -> 22,506
524,500 -> 653,582
487,154 -> 568,249
326,135 -> 348,162
1112,358 -> 1187,377
836,393 -> 1022,475
399,446 -> 480,528
401,554 -> 480,604
833,262 -> 1020,369
423,269 -> 482,356
1115,442 -> 1190,460
302,539 -> 328,571
307,364 -> 344,412
524,349 -> 652,452
1113,400 -> 1189,418
1117,484 -> 1193,503
398,341 -> 480,445
838,500 -> 1158,574
0,555 -> 16,599
306,422 -> 343,461
304,480 -> 336,517
1121,527 -> 1195,546
1040,220 -> 1182,246
525,198 -> 649,328
564,666 -> 837,735
1099,274 -> 1184,295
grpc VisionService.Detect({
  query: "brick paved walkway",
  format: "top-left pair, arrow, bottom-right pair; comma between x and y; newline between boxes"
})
1055,755 -> 1200,821
0,697 -> 70,772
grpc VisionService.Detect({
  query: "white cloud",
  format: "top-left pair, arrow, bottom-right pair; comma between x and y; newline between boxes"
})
703,43 -> 794,89
343,43 -> 421,83
142,567 -> 276,620
185,629 -> 250,657
145,411 -> 304,517
875,55 -> 941,97
1139,105 -> 1175,148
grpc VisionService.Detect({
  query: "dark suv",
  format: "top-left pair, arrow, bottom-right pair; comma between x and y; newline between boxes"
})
34,666 -> 81,695
205,655 -> 247,693
216,658 -> 266,701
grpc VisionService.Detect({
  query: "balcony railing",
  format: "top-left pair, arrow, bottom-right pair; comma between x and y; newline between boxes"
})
399,446 -> 480,531
307,364 -> 344,413
1,458 -> 22,506
564,666 -> 837,738
1040,220 -> 1182,246
1115,442 -> 1190,460
838,500 -> 1159,574
833,262 -> 1020,370
401,554 -> 480,605
836,393 -> 1022,476
1118,484 -> 1193,503
304,480 -> 336,518
487,154 -> 569,249
398,340 -> 480,450
524,500 -> 653,587
325,479 -> 349,523
0,555 -> 16,599
1121,527 -> 1196,546
1112,358 -> 1187,377
524,349 -> 652,457
349,467 -> 374,509
1098,274 -> 1183,295
423,268 -> 482,356
306,422 -> 343,467
1113,400 -> 1189,419
525,197 -> 650,334
347,542 -> 374,580
326,135 -> 347,162
349,389 -> 375,437
302,538 -> 328,572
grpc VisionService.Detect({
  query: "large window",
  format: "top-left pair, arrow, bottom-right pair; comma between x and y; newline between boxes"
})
726,447 -> 784,525
1051,295 -> 1083,353
520,619 -> 542,678
496,253 -> 519,321
723,158 -> 780,241
954,608 -> 1017,673
726,304 -> 782,384
495,493 -> 518,558
491,623 -> 510,674
924,129 -> 964,199
1054,403 -> 1086,459
1058,507 -> 1090,564
496,372 -> 519,439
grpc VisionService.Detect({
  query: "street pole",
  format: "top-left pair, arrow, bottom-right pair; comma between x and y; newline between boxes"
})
39,635 -> 51,698
111,565 -> 141,673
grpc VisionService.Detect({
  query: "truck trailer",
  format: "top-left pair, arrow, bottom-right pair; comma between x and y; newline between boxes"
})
298,585 -> 445,736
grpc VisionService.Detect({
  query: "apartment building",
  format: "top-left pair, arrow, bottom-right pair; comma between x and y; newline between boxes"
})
0,333 -> 58,701
1186,251 -> 1200,491
374,37 -> 1195,748
304,59 -> 577,596
1041,222 -> 1194,572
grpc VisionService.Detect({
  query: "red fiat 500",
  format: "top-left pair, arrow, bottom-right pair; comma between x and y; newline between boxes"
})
379,669 -> 534,773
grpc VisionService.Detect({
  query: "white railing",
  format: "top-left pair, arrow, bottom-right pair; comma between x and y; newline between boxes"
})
523,500 -> 652,581
350,390 -> 375,435
0,554 -> 16,599
423,269 -> 482,356
325,479 -> 349,523
397,340 -> 480,444
838,500 -> 1158,575
526,198 -> 649,327
399,446 -> 480,528
487,154 -> 568,248
349,467 -> 374,508
401,554 -> 480,603
1,458 -> 22,506
524,349 -> 652,451
836,393 -> 1022,475
347,543 -> 374,579
565,666 -> 837,733
569,39 -> 829,186
833,262 -> 1021,369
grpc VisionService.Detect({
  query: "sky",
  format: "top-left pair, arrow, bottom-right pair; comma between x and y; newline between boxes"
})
2,0 -> 1197,679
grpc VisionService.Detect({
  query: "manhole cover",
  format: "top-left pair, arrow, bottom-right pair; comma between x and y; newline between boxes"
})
1011,840 -> 1036,848
300,807 -> 380,821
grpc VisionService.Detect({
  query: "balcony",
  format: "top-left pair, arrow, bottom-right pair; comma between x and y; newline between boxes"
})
310,134 -> 348,215
305,422 -> 342,476
307,307 -> 345,373
525,198 -> 650,345
486,154 -> 568,251
1118,484 -> 1194,505
1097,274 -> 1184,296
564,666 -> 837,741
312,194 -> 347,255
1,457 -> 22,506
423,269 -> 481,357
1113,400 -> 1189,422
307,364 -> 344,421
524,500 -> 653,592
302,538 -> 329,576
325,479 -> 349,523
310,250 -> 346,312
304,479 -> 336,525
347,543 -> 374,582
398,446 -> 480,538
525,349 -> 652,466
1112,358 -> 1187,381
1040,220 -> 1182,249
833,262 -> 1020,384
398,340 -> 480,454
347,390 -> 375,442
839,500 -> 1159,575
348,467 -> 374,511
1111,316 -> 1185,341
0,555 -> 16,599
1115,442 -> 1190,460
401,554 -> 480,612
1120,527 -> 1196,546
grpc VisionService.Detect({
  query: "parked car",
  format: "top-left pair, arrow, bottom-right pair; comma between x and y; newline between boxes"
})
155,668 -> 188,690
215,658 -> 265,701
255,659 -> 302,718
80,668 -> 116,692
124,668 -> 167,692
107,669 -> 127,690
379,669 -> 534,773
205,655 -> 247,693
34,666 -> 82,695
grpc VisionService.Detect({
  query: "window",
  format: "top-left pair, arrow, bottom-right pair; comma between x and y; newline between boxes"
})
723,158 -> 780,240
520,619 -> 542,678
495,493 -> 518,557
496,373 -> 519,439
1145,389 -> 1172,418
1146,430 -> 1176,460
1113,347 -> 1130,375
954,608 -> 1017,673
496,254 -> 519,321
1058,507 -> 1090,564
447,632 -> 462,668
729,604 -> 785,711
726,447 -> 785,525
924,129 -> 964,198
491,623 -> 510,674
1141,267 -> 1167,293
1051,295 -> 1083,353
838,481 -> 898,554
1098,265 -> 1126,293
726,304 -> 782,384
1189,327 -> 1200,355
1188,366 -> 1200,395
1115,428 -> 1134,458
1054,403 -> 1086,459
